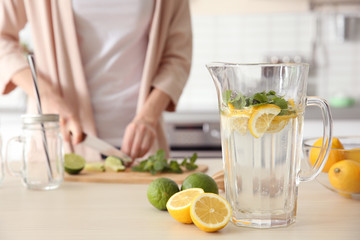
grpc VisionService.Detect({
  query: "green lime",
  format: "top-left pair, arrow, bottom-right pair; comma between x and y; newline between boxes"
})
64,153 -> 86,175
105,156 -> 125,172
147,178 -> 179,210
181,172 -> 218,194
84,162 -> 105,172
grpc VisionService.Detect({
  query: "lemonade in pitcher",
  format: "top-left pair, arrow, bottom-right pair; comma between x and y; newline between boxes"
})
208,63 -> 332,229
220,90 -> 302,227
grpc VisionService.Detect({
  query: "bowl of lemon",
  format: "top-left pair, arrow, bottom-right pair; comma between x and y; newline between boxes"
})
303,136 -> 360,200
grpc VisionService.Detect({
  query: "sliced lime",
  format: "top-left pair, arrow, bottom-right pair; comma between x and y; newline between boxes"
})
84,162 -> 105,172
105,156 -> 125,172
64,153 -> 86,175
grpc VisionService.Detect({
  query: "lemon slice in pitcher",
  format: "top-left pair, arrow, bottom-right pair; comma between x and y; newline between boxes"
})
230,112 -> 250,135
248,104 -> 281,138
266,115 -> 291,133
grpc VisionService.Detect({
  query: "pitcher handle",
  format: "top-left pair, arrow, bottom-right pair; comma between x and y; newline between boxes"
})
5,136 -> 24,177
298,96 -> 333,182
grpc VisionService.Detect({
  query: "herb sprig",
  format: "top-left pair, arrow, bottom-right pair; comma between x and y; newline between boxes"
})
131,150 -> 198,175
223,90 -> 294,115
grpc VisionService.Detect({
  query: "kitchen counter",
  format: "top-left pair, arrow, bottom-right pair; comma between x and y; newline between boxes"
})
0,159 -> 359,240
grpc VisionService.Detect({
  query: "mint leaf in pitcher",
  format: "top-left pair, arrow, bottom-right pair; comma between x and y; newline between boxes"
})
222,90 -> 294,116
223,90 -> 232,104
253,92 -> 268,103
223,90 -> 246,109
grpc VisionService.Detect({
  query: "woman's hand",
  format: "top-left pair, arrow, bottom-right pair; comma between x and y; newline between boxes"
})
121,88 -> 171,160
12,68 -> 84,145
122,118 -> 156,160
59,112 -> 83,145
42,82 -> 84,145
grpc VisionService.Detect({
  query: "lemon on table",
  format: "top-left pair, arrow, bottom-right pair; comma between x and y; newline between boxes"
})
166,188 -> 204,224
181,172 -> 219,194
104,156 -> 125,172
64,153 -> 86,175
328,159 -> 360,193
248,104 -> 281,138
190,193 -> 232,232
147,178 -> 179,210
310,137 -> 345,173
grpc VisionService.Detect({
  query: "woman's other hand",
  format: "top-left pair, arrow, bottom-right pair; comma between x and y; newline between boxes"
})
121,88 -> 171,160
122,118 -> 156,160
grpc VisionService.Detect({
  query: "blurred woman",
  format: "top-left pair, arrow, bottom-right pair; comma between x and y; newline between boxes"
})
0,0 -> 192,161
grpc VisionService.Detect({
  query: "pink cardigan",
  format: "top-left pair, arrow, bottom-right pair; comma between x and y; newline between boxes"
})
0,0 -> 192,161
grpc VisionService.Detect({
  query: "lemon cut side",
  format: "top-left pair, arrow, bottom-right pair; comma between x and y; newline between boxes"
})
166,188 -> 204,224
248,104 -> 281,138
190,193 -> 232,232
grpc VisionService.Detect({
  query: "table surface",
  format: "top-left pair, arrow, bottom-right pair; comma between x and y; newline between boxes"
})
0,159 -> 359,240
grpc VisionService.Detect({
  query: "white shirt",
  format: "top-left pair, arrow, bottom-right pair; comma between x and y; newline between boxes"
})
73,0 -> 153,146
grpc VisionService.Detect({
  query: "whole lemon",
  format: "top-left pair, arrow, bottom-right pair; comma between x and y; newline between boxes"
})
328,159 -> 360,193
310,137 -> 345,173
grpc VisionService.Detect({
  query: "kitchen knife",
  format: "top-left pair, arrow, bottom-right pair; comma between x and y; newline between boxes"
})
81,133 -> 132,163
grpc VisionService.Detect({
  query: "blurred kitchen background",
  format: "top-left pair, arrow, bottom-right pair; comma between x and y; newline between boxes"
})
1,0 -> 360,157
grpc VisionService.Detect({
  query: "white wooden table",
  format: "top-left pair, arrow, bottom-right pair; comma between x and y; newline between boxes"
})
0,159 -> 359,240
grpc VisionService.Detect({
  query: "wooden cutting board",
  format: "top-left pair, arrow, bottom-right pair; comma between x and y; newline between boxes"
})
64,164 -> 208,184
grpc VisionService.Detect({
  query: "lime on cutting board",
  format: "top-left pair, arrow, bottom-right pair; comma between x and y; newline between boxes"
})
84,162 -> 105,172
64,153 -> 86,175
105,156 -> 125,172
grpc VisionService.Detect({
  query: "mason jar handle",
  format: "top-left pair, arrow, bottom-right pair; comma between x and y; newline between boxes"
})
298,96 -> 333,182
5,136 -> 24,177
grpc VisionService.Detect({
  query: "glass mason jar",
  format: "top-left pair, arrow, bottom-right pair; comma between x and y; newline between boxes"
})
5,114 -> 64,190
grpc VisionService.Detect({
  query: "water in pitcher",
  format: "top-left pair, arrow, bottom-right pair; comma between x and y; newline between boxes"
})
208,62 -> 333,229
220,94 -> 303,228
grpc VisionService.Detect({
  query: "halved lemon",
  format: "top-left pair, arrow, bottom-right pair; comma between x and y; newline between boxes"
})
190,193 -> 232,232
248,104 -> 281,138
166,188 -> 204,224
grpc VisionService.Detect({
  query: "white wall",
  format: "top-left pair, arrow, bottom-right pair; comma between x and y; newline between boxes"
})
1,9 -> 359,115
176,11 -> 360,113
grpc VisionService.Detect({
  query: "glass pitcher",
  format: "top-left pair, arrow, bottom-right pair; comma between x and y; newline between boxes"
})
207,63 -> 333,228
5,114 -> 63,190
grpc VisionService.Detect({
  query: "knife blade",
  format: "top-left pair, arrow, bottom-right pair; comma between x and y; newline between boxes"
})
81,133 -> 132,163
